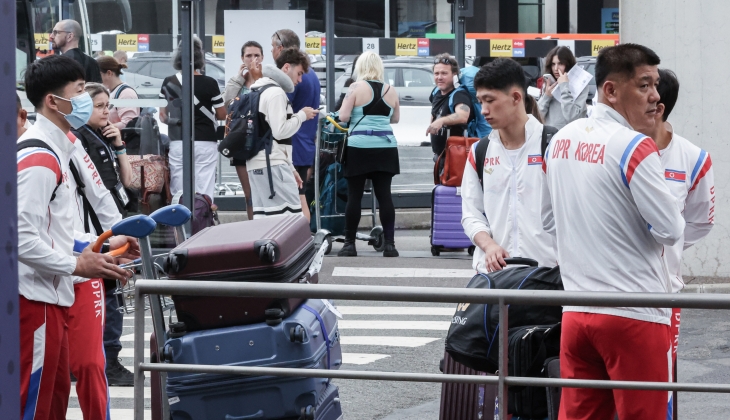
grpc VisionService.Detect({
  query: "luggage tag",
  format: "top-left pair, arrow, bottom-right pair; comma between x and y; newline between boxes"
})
115,182 -> 130,206
322,299 -> 343,319
307,241 -> 328,278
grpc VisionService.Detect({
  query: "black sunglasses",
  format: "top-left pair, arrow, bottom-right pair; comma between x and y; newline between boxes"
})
434,57 -> 455,65
274,31 -> 283,45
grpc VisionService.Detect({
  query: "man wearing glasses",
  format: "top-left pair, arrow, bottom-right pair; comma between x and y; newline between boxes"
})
428,53 -> 474,158
50,19 -> 102,83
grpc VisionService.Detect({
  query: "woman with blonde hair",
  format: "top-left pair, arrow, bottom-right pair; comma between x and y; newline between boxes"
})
338,51 -> 401,257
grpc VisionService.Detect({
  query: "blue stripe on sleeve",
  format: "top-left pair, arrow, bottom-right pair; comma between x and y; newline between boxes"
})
690,149 -> 707,185
618,134 -> 646,188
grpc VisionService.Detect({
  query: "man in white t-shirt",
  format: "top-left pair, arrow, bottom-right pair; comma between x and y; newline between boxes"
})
541,44 -> 685,420
461,58 -> 557,273
640,68 -> 715,420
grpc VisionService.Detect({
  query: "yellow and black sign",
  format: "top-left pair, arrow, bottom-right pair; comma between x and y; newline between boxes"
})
212,35 -> 225,54
591,40 -> 615,56
35,33 -> 51,50
116,34 -> 138,52
490,39 -> 512,57
395,38 -> 418,56
305,37 -> 322,55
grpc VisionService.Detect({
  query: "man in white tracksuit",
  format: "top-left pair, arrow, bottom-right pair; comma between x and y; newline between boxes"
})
639,68 -> 715,420
246,47 -> 318,218
461,58 -> 556,273
541,44 -> 685,420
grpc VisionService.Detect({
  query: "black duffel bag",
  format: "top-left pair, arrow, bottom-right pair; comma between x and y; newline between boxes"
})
445,258 -> 563,373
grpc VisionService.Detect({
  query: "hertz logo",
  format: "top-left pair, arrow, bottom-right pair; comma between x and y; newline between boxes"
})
456,303 -> 470,311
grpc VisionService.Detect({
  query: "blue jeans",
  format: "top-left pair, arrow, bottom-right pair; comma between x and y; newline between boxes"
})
103,282 -> 123,360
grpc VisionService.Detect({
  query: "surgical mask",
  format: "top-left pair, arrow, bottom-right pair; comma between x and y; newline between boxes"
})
54,92 -> 93,129
120,70 -> 126,82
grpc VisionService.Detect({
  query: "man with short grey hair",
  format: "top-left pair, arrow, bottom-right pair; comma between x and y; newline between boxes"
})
49,19 -> 102,82
271,29 -> 320,221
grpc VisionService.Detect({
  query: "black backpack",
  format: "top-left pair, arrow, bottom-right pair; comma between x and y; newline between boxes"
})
475,125 -> 559,184
218,84 -> 277,198
444,258 -> 563,374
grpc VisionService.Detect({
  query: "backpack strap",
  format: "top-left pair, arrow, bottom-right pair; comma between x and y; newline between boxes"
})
475,136 -> 490,185
17,139 -> 63,202
113,84 -> 131,99
68,161 -> 103,235
542,125 -> 559,158
251,84 -> 277,199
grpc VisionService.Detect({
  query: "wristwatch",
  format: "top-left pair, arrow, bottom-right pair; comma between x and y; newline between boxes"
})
113,141 -> 126,151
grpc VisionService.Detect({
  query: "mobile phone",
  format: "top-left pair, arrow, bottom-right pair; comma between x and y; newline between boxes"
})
543,74 -> 556,86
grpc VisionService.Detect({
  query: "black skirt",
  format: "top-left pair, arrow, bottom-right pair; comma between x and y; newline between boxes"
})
342,146 -> 400,178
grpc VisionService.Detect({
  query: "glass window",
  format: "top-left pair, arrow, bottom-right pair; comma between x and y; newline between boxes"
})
148,61 -> 176,79
402,68 -> 434,88
518,1 -> 543,33
125,60 -> 147,74
384,68 -> 396,86
205,63 -> 225,81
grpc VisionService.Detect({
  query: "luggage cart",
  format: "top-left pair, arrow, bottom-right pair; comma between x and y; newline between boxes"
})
313,115 -> 385,255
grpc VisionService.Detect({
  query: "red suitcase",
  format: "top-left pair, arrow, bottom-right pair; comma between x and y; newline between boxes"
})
164,215 -> 316,331
439,351 -> 501,420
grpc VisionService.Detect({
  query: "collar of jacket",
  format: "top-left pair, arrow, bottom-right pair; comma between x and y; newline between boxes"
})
592,103 -> 633,130
252,64 -> 295,93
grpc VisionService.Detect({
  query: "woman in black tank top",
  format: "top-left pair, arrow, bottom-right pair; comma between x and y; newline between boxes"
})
337,51 -> 401,257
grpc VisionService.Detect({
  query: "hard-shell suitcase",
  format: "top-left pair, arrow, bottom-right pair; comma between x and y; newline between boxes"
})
431,185 -> 475,256
439,351 -> 498,420
165,299 -> 342,420
164,215 -> 316,331
313,383 -> 344,420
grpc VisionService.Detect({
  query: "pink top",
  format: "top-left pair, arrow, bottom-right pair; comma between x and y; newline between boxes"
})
109,84 -> 140,129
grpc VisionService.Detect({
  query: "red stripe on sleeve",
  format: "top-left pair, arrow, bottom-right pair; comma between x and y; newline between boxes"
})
689,154 -> 712,192
625,138 -> 659,185
18,153 -> 62,184
468,146 -> 476,171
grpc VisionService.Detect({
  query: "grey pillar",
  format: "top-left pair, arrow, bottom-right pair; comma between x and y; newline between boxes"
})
326,0 -> 336,111
454,0 -> 473,67
2,0 -> 19,418
486,0 -> 499,33
569,0 -> 578,33
181,0 -> 197,228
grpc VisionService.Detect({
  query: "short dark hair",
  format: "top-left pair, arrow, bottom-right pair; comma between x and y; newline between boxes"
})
657,68 -> 679,122
433,53 -> 459,76
474,58 -> 526,95
275,47 -> 310,73
595,43 -> 661,87
273,29 -> 300,49
543,46 -> 576,75
25,55 -> 85,107
241,40 -> 264,57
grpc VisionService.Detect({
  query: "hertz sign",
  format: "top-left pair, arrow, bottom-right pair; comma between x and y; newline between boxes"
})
305,37 -> 322,55
396,38 -> 418,56
490,39 -> 512,57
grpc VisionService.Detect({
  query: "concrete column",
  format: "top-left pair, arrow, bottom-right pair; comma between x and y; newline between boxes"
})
436,0 -> 451,34
486,0 -> 499,33
544,0 -> 557,33
569,0 -> 578,33
622,0 -> 730,278
205,0 -> 218,35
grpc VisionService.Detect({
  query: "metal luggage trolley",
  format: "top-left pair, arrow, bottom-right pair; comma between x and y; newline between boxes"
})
313,115 -> 385,255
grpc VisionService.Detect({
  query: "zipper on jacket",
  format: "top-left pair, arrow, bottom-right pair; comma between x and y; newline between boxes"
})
510,163 -> 519,256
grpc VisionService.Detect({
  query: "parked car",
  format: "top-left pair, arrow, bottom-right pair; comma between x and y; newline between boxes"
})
334,61 -> 436,106
575,56 -> 597,105
124,52 -> 226,99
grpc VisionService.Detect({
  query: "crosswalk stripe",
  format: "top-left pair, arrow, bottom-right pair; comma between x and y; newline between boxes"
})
70,385 -> 150,399
121,332 -> 151,342
339,320 -> 450,330
332,267 -> 475,278
340,336 -> 440,347
336,306 -> 454,315
66,408 -> 150,420
119,348 -> 149,358
342,353 -> 390,365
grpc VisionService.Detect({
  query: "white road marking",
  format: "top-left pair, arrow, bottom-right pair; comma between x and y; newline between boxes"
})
342,353 -> 390,365
336,306 -> 454,316
340,336 -> 440,347
70,385 -> 150,399
121,332 -> 152,342
66,408 -> 150,420
332,267 -> 474,278
119,348 -> 150,358
339,320 -> 450,330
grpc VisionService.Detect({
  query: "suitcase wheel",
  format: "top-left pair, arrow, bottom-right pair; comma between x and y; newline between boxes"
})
431,246 -> 441,256
439,357 -> 445,373
290,325 -> 306,343
468,246 -> 475,256
168,322 -> 187,339
255,240 -> 279,263
265,308 -> 285,326
300,405 -> 315,420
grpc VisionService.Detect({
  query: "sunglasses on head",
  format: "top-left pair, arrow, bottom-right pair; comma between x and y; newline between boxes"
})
434,57 -> 455,65
274,32 -> 283,45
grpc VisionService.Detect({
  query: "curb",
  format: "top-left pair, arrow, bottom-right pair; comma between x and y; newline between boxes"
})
218,209 -> 432,230
680,284 -> 730,294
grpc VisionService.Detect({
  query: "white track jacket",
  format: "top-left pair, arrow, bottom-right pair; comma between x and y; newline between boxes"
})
68,132 -> 123,284
541,104 -> 685,325
18,115 -> 85,307
659,126 -> 715,293
461,115 -> 557,273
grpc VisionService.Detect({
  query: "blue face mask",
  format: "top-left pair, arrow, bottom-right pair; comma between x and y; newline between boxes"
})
54,92 -> 93,129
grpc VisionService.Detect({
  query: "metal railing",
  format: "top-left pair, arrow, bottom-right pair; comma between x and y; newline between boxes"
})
132,281 -> 730,420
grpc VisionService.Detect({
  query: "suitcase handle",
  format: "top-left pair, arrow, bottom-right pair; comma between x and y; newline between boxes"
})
225,410 -> 264,420
503,257 -> 539,267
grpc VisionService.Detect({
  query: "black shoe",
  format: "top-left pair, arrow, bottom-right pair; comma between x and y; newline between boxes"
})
338,240 -> 357,257
106,358 -> 134,386
70,372 -> 77,382
383,241 -> 399,257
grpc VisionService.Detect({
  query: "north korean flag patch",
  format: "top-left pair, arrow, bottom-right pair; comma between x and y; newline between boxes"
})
665,169 -> 686,182
527,154 -> 543,165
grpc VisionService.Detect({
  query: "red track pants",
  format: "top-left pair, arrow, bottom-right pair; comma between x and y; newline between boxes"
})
19,296 -> 70,420
558,312 -> 671,420
67,279 -> 111,420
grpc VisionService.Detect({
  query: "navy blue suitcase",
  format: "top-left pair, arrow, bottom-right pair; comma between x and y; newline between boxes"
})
313,383 -> 343,420
165,299 -> 342,420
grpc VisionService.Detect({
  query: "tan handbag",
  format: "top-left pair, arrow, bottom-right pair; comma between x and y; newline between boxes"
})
128,155 -> 167,194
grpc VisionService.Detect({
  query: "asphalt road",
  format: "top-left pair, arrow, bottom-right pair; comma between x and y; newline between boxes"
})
67,230 -> 730,419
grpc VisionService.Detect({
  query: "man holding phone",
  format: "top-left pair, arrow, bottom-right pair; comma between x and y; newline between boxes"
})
224,40 -> 265,220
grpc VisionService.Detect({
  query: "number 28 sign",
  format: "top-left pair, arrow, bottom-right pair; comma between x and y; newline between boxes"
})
362,38 -> 379,55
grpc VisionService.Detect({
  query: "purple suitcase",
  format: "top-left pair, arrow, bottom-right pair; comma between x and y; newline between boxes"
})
431,185 -> 475,256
